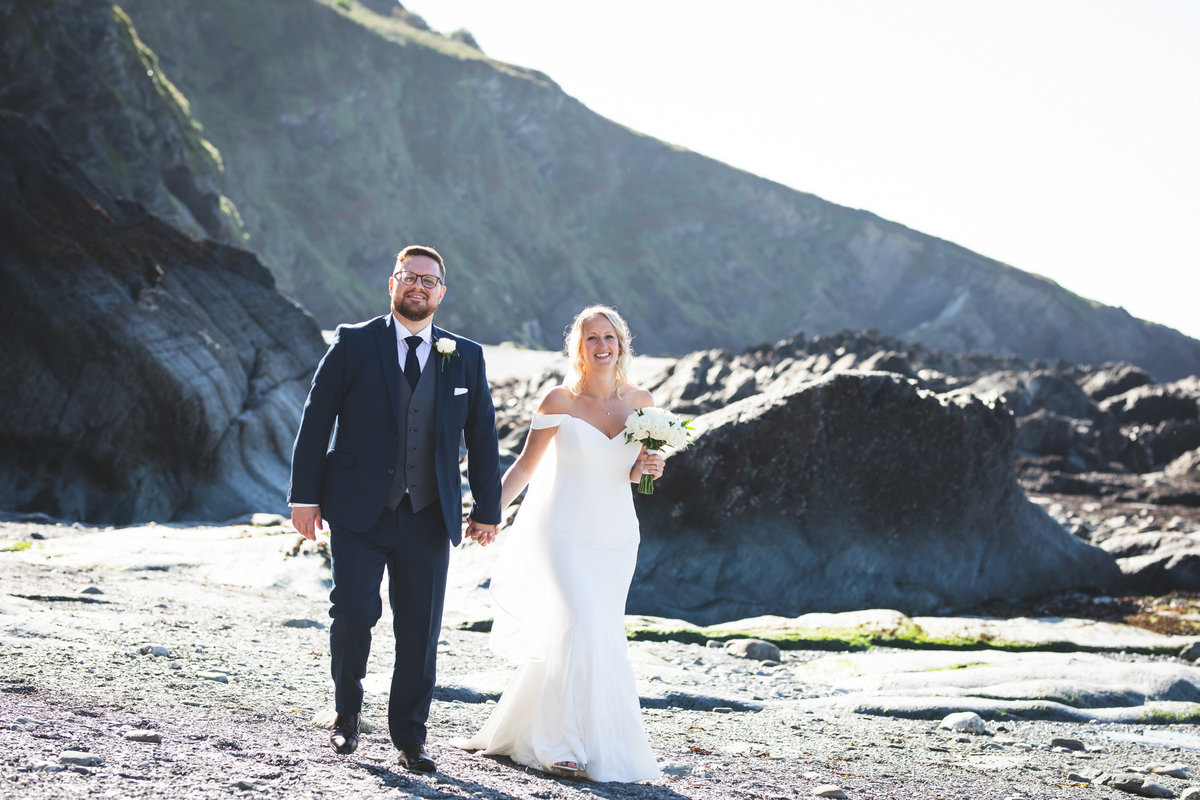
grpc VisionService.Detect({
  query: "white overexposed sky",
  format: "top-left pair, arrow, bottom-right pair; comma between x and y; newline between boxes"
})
408,0 -> 1199,341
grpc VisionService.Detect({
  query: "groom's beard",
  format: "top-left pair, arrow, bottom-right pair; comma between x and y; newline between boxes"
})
393,291 -> 435,322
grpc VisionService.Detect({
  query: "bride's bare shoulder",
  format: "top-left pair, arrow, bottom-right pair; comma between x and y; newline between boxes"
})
624,385 -> 655,410
536,385 -> 576,415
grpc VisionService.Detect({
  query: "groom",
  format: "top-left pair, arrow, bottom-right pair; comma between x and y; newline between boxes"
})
289,245 -> 501,772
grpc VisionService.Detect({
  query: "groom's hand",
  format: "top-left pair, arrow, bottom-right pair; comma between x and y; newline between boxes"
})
292,506 -> 324,541
465,517 -> 498,546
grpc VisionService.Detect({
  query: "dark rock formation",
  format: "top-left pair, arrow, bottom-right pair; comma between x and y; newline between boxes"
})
114,0 -> 1200,379
1097,530 -> 1200,594
1079,364 -> 1155,403
0,111 -> 326,523
488,328 -> 1200,613
0,0 -> 239,241
627,372 -> 1120,623
1099,379 -> 1200,427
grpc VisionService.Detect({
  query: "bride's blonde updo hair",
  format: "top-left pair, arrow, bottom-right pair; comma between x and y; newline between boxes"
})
563,304 -> 634,394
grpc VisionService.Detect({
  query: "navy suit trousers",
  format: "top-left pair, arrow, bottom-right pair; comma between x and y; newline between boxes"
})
328,496 -> 449,748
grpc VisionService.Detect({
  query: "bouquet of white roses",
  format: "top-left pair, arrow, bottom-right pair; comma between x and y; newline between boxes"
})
623,407 -> 694,494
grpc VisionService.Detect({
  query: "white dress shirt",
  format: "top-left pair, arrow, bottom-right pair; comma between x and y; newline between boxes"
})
396,317 -> 433,371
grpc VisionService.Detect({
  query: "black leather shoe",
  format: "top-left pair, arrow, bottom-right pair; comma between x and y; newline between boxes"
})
330,713 -> 360,755
397,743 -> 435,773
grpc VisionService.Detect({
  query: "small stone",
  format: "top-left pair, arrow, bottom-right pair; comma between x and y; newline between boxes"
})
31,761 -> 64,773
939,711 -> 988,735
59,751 -> 103,766
456,619 -> 492,633
124,730 -> 162,743
1178,641 -> 1200,662
1107,775 -> 1175,798
812,784 -> 848,799
1147,763 -> 1190,779
80,586 -> 103,595
712,707 -> 733,714
705,640 -> 724,649
724,638 -> 782,662
1050,737 -> 1086,751
234,778 -> 262,790
311,708 -> 338,729
139,645 -> 171,657
198,671 -> 229,683
311,708 -> 374,733
281,618 -> 325,629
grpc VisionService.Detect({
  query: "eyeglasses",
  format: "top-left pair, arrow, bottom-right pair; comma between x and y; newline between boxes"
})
393,271 -> 444,289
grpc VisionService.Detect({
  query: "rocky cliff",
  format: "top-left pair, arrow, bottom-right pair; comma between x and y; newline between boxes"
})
0,0 -> 241,241
115,0 -> 1200,379
0,110 -> 326,523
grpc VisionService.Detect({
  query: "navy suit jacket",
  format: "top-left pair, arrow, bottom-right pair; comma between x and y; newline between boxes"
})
287,313 -> 502,545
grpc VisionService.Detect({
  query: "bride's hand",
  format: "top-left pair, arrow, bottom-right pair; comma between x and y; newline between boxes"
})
632,448 -> 665,483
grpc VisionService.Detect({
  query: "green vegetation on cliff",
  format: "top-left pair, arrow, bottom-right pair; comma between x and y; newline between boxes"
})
115,0 -> 1200,378
0,1 -> 242,242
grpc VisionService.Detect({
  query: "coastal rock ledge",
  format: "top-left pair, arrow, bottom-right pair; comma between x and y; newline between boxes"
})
630,371 -> 1122,623
0,111 -> 326,523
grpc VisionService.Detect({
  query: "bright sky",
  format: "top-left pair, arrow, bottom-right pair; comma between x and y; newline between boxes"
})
408,0 -> 1200,341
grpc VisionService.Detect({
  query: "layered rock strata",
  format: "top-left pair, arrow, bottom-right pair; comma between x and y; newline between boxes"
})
0,111 -> 325,523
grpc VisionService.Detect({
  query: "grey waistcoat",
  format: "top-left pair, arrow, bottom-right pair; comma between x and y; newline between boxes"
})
387,359 -> 439,512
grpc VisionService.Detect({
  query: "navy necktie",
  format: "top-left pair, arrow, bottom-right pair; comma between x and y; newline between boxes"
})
404,335 -> 422,390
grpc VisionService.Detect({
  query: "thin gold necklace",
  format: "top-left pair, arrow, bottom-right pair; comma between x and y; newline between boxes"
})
583,387 -> 621,415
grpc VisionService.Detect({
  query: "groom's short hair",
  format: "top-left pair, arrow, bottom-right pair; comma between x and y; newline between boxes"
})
395,245 -> 446,281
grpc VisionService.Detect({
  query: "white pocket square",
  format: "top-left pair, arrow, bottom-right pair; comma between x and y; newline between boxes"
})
454,387 -> 468,396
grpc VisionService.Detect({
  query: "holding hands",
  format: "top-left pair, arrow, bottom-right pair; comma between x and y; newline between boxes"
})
465,516 -> 498,546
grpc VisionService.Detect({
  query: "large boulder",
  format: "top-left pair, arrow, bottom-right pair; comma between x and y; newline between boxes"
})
1100,531 -> 1200,593
1100,379 -> 1200,427
1078,363 -> 1155,402
1013,410 -> 1082,460
0,111 -> 326,523
629,371 -> 1121,624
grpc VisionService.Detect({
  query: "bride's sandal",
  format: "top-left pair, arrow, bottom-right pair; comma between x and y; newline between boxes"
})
550,761 -> 584,779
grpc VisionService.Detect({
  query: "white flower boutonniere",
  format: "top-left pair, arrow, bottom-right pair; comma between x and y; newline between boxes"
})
435,337 -> 458,371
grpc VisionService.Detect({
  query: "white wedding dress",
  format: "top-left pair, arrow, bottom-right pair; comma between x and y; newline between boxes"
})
456,413 -> 660,783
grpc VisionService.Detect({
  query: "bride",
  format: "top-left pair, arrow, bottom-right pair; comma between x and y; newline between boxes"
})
456,305 -> 664,782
